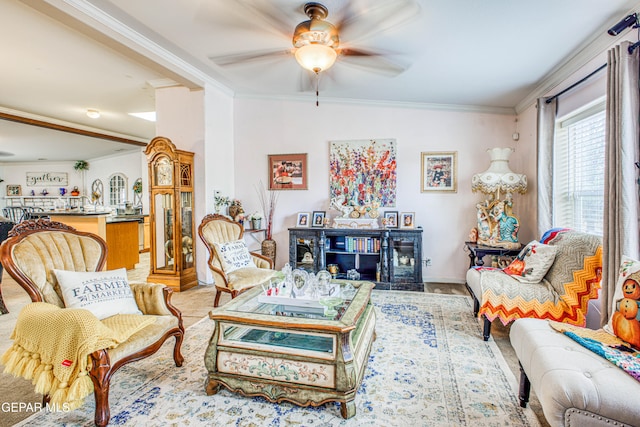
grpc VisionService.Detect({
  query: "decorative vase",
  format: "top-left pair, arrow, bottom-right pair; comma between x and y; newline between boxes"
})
251,219 -> 262,230
261,238 -> 276,264
228,205 -> 240,220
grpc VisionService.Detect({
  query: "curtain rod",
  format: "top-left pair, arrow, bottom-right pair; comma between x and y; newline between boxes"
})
545,63 -> 607,104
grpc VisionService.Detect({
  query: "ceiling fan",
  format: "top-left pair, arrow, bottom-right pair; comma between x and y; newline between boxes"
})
208,1 -> 420,101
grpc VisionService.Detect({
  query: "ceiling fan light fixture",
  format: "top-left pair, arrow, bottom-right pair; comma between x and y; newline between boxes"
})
295,43 -> 337,72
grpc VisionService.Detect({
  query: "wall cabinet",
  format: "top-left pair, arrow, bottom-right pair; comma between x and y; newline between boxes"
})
288,227 -> 423,291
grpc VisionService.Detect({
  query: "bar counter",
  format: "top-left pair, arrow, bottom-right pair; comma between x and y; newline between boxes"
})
29,211 -> 140,269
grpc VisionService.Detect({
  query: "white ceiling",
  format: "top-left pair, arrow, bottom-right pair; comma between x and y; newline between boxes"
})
1,0 -> 638,163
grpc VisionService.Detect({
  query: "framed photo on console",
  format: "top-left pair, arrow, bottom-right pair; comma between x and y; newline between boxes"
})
312,211 -> 326,227
296,212 -> 310,227
400,212 -> 415,229
383,211 -> 398,228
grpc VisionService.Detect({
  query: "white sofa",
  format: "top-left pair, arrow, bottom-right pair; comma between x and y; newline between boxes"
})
510,318 -> 640,427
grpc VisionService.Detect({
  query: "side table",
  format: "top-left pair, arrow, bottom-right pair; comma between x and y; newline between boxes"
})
465,241 -> 523,268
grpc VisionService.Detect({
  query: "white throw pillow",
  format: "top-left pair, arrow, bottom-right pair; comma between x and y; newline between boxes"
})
213,240 -> 256,274
54,268 -> 142,320
503,240 -> 558,283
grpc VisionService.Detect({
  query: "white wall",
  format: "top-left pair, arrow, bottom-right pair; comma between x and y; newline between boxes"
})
233,98 -> 534,283
155,84 -> 235,285
88,151 -> 147,209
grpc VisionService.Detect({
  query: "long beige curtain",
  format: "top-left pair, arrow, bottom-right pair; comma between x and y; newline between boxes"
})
536,97 -> 557,238
602,40 -> 640,326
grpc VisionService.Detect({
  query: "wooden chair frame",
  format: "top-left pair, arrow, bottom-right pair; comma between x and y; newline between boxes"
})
0,219 -> 184,427
198,214 -> 274,307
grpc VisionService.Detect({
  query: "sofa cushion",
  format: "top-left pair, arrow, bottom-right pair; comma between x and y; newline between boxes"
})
226,267 -> 277,292
54,268 -> 142,320
605,256 -> 640,350
213,239 -> 255,273
503,240 -> 557,283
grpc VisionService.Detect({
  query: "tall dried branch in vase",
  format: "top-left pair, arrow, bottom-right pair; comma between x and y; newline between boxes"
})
255,181 -> 278,240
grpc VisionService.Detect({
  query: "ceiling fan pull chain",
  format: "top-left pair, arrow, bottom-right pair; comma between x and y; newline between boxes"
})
315,70 -> 320,106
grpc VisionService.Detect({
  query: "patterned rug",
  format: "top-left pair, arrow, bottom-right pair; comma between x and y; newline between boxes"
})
16,291 -> 539,426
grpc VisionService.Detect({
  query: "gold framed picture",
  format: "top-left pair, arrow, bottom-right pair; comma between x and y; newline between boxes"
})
421,151 -> 457,192
268,153 -> 308,190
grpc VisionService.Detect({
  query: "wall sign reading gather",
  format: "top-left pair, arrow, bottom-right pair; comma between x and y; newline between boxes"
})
26,172 -> 69,186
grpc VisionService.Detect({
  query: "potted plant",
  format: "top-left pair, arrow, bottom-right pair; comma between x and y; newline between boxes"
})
249,212 -> 263,230
213,192 -> 230,215
73,160 -> 89,171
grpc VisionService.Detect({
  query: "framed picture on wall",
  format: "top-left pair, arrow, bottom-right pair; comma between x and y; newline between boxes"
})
268,153 -> 308,190
421,151 -> 457,192
312,211 -> 326,227
400,212 -> 416,229
383,211 -> 399,228
296,212 -> 311,227
6,185 -> 21,196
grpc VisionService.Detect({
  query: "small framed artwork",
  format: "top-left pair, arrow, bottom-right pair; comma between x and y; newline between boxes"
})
421,151 -> 457,192
296,212 -> 311,228
312,211 -> 326,227
268,153 -> 308,190
6,185 -> 21,196
383,211 -> 399,228
400,212 -> 415,229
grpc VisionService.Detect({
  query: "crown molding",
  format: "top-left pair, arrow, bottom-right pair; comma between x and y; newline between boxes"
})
37,0 -> 233,96
235,93 -> 516,115
515,2 -> 640,114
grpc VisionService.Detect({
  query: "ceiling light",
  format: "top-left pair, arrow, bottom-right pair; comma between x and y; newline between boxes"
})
294,44 -> 337,73
128,111 -> 156,122
292,2 -> 339,74
86,109 -> 100,119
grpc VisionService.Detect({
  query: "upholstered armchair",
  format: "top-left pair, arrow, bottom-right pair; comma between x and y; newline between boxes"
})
198,214 -> 275,307
0,219 -> 184,427
466,228 -> 602,340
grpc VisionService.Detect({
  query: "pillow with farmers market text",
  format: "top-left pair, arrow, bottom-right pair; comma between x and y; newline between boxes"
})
213,240 -> 256,274
54,268 -> 141,320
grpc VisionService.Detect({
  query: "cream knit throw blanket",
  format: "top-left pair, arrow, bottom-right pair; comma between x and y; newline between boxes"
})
1,302 -> 155,410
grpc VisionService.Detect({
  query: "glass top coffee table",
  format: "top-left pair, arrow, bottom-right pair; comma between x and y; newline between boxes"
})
204,280 -> 376,419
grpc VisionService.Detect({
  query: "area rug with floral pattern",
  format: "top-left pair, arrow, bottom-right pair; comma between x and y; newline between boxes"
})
16,291 -> 539,426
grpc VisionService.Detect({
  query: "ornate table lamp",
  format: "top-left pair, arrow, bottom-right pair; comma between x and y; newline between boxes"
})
471,147 -> 527,249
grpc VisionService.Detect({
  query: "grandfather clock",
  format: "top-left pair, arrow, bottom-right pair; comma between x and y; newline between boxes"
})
145,136 -> 196,292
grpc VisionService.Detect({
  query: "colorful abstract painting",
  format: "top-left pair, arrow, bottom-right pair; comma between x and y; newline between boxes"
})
329,139 -> 396,207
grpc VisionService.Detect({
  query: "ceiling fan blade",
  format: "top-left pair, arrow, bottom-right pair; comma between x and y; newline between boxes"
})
194,1 -> 289,40
335,0 -> 421,44
338,48 -> 408,76
232,0 -> 298,39
209,48 -> 293,67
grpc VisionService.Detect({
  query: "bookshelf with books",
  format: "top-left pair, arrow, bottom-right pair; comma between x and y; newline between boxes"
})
288,227 -> 423,291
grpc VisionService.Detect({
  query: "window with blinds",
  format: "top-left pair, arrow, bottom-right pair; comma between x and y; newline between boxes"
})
553,103 -> 605,235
